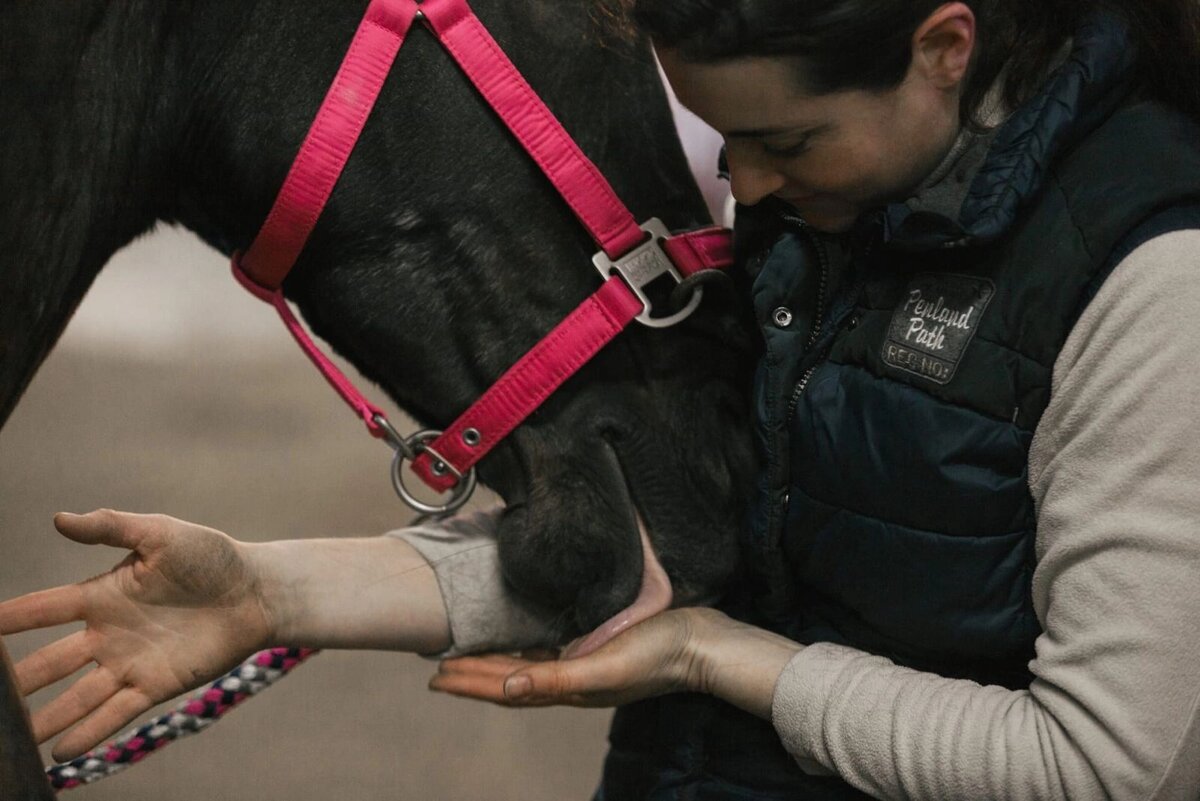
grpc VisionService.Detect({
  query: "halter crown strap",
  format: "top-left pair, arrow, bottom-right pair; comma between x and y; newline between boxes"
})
417,0 -> 646,259
240,0 -> 421,289
233,0 -> 423,438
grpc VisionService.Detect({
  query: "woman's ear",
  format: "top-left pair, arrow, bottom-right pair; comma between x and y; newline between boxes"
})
911,2 -> 976,90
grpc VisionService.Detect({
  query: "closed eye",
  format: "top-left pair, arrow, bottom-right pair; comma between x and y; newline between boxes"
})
761,138 -> 811,158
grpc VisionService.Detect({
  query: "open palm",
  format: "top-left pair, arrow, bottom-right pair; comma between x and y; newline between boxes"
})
0,510 -> 272,762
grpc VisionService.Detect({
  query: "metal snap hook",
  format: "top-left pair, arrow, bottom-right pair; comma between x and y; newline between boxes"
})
389,429 -> 477,516
373,414 -> 416,460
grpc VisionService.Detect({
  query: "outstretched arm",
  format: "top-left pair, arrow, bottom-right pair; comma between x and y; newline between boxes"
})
0,510 -> 450,763
250,524 -> 449,653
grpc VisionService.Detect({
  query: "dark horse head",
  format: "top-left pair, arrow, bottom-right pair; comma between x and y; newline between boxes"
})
0,0 -> 757,640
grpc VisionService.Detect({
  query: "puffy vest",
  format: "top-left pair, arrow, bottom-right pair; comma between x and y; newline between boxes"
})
597,14 -> 1200,801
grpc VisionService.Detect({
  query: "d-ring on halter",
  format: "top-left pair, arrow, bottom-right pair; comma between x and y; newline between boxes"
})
372,415 -> 478,515
231,0 -> 735,515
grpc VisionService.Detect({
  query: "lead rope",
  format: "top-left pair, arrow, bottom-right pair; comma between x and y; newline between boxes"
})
46,649 -> 315,790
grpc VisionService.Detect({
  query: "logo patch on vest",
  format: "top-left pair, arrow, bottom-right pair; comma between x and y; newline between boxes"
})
881,273 -> 995,385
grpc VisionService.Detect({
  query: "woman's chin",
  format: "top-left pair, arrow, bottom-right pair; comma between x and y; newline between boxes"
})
791,202 -> 860,233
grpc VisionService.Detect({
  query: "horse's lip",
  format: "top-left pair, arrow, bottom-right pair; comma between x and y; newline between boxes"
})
561,438 -> 676,657
562,511 -> 673,659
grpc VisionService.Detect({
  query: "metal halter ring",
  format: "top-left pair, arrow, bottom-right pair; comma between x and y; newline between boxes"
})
389,429 -> 478,516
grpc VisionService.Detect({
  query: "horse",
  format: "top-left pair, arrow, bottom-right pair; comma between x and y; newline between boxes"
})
0,0 -> 757,782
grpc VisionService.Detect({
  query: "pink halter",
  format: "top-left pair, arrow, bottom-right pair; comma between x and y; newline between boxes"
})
232,0 -> 734,514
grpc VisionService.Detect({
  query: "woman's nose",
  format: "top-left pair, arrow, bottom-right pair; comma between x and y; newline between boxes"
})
727,152 -> 787,207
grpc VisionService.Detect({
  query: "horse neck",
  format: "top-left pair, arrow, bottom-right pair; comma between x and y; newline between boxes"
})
0,0 -> 197,426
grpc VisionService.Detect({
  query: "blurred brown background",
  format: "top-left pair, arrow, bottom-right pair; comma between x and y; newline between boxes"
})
0,228 -> 613,801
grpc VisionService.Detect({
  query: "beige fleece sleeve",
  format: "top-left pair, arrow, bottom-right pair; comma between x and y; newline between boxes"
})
771,229 -> 1200,800
384,507 -> 567,657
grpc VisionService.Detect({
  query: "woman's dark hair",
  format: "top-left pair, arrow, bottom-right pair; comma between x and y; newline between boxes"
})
599,0 -> 1200,125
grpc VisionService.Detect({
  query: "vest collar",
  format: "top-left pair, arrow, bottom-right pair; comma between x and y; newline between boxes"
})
882,11 -> 1138,251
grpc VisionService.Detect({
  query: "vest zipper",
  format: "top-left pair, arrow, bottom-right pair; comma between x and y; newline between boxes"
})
781,215 -> 831,426
755,209 -> 861,611
786,216 -> 882,419
781,214 -> 830,351
759,215 -> 832,548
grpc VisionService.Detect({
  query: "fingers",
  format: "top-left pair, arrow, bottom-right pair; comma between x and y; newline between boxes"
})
53,509 -> 159,550
431,655 -> 536,705
431,654 -> 594,707
31,667 -> 123,743
0,510 -> 154,634
501,659 -> 599,704
13,630 -> 92,695
440,654 -> 529,678
0,584 -> 85,635
51,686 -> 154,763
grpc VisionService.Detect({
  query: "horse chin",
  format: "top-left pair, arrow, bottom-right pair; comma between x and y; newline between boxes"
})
486,429 -> 679,646
561,512 -> 673,659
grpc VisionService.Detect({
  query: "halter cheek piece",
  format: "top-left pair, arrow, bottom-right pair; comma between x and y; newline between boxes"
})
232,0 -> 734,515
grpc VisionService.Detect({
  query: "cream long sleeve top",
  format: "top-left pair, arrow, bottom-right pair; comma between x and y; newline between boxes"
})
390,228 -> 1200,800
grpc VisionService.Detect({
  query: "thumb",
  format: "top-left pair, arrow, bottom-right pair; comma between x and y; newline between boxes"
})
503,659 -> 585,701
54,509 -> 156,550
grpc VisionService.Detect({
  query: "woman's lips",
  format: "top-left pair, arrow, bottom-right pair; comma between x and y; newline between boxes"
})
780,193 -> 837,207
561,513 -> 673,660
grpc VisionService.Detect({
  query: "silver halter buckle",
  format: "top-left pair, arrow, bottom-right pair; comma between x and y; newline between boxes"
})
592,218 -> 703,329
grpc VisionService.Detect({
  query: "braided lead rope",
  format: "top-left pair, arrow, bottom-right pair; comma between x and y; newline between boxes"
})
46,647 -> 317,791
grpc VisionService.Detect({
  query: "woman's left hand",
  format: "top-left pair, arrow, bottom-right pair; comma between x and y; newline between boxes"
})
430,608 -> 703,708
429,608 -> 802,719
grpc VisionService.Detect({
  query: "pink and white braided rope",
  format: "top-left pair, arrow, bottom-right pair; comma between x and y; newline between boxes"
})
46,647 -> 316,791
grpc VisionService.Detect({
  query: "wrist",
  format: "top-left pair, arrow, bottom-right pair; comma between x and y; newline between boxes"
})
688,608 -> 803,720
238,536 -> 451,652
240,540 -> 295,647
682,607 -> 735,692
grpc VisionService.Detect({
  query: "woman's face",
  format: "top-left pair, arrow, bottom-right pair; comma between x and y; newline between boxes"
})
656,7 -> 974,233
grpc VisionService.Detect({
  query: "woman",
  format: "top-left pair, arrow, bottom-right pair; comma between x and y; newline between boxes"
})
4,1 -> 1200,798
429,4 -> 1200,799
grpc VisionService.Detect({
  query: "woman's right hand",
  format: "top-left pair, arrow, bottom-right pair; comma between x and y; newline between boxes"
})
0,510 -> 274,762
